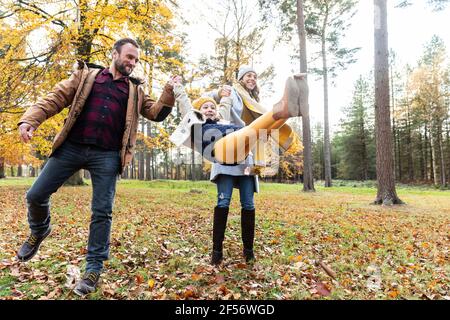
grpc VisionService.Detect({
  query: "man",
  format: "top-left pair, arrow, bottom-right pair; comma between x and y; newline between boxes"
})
16,38 -> 174,296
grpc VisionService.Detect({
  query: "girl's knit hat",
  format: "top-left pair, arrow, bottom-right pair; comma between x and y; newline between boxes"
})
192,96 -> 217,110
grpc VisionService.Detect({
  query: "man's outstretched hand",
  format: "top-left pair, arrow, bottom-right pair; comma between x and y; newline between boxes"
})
18,123 -> 35,143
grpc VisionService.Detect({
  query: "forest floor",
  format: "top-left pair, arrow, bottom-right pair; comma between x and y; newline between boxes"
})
0,178 -> 448,300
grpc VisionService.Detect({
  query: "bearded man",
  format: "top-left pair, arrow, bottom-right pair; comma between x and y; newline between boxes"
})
16,38 -> 174,296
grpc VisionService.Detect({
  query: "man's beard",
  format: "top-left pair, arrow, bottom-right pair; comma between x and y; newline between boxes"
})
115,59 -> 132,76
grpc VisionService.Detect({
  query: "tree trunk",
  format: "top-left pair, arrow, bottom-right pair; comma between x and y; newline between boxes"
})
176,148 -> 181,180
152,149 -> 156,179
297,0 -> 315,192
190,149 -> 196,181
390,64 -> 398,180
418,131 -> 425,180
169,148 -> 174,180
138,151 -> 144,180
145,122 -> 152,180
0,157 -> 5,178
145,152 -> 151,180
396,122 -> 402,181
430,123 -> 439,186
392,117 -> 398,180
373,0 -> 402,205
429,128 -> 434,182
446,121 -> 450,183
30,166 -> 36,178
138,119 -> 145,180
131,157 -> 135,179
77,0 -> 98,62
321,17 -> 332,187
438,124 -> 446,186
164,152 -> 169,179
122,166 -> 129,179
360,120 -> 368,181
65,170 -> 85,186
424,124 -> 429,181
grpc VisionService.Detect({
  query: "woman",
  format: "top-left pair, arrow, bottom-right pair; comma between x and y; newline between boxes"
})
208,66 -> 305,266
169,70 -> 308,265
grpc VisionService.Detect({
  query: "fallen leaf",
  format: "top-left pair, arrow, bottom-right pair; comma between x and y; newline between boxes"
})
217,285 -> 228,295
214,275 -> 225,284
191,273 -> 202,281
315,282 -> 331,296
135,274 -> 144,285
183,285 -> 198,299
388,289 -> 399,299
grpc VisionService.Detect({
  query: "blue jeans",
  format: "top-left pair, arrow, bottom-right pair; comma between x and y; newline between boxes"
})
216,174 -> 255,210
26,140 -> 121,273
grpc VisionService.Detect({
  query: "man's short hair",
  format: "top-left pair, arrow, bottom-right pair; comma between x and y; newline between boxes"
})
113,38 -> 140,53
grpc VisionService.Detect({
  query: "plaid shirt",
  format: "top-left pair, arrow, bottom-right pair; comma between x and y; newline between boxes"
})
68,68 -> 129,150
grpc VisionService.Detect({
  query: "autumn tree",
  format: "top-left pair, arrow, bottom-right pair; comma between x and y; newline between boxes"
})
0,0 -> 183,181
408,36 -> 449,187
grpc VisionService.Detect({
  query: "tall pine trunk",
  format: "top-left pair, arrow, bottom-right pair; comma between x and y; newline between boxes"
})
321,18 -> 332,187
430,123 -> 439,186
360,120 -> 368,181
424,124 -> 429,181
406,108 -> 414,181
138,120 -> 145,180
418,131 -> 425,180
190,149 -> 196,181
297,0 -> 315,192
146,122 -> 154,180
446,121 -> 450,182
438,124 -> 446,186
373,0 -> 402,205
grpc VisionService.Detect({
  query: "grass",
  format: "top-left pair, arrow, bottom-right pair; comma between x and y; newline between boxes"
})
0,177 -> 448,300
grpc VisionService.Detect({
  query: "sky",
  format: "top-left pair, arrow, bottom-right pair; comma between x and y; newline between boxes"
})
177,0 -> 450,133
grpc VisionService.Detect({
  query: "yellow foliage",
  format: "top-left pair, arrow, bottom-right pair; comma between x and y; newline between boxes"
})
279,135 -> 304,178
0,0 -> 184,167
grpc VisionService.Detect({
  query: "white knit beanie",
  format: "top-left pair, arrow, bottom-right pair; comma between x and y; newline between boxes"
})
237,65 -> 257,81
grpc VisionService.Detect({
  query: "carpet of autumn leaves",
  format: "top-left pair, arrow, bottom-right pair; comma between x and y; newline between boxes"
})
0,178 -> 448,300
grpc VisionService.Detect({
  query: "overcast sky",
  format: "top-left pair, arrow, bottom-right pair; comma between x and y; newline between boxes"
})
177,1 -> 450,132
